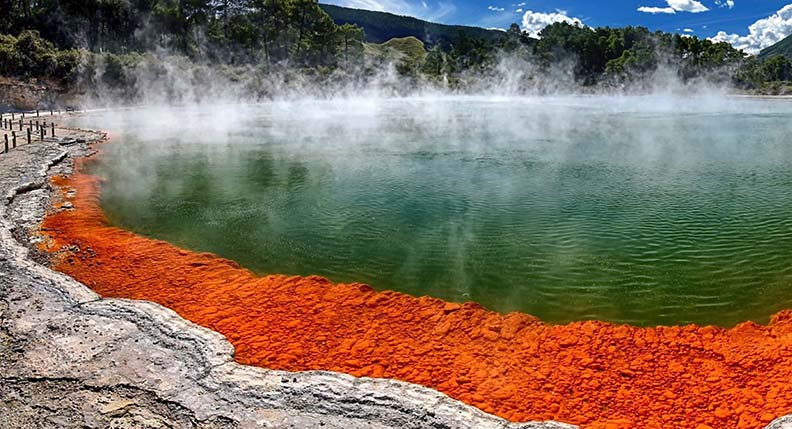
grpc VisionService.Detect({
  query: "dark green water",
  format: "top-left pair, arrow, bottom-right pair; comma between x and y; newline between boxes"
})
74,96 -> 792,326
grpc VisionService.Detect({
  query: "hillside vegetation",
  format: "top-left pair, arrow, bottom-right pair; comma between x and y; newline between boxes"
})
319,4 -> 504,49
760,34 -> 792,61
1,0 -> 792,104
0,0 -> 365,69
365,37 -> 427,76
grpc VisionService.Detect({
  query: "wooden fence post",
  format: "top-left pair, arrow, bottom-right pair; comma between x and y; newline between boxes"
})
27,128 -> 31,145
12,131 -> 16,148
4,134 -> 8,153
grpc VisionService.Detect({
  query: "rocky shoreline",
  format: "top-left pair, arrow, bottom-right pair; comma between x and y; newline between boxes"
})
0,127 -> 571,429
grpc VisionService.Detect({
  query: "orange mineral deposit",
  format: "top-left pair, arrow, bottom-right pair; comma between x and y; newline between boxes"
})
39,150 -> 792,429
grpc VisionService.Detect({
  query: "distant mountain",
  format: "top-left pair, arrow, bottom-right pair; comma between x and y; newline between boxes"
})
759,34 -> 792,61
319,4 -> 506,49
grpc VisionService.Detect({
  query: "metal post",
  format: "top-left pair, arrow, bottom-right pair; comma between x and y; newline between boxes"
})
40,127 -> 44,141
51,123 -> 55,137
12,131 -> 16,148
27,128 -> 31,145
18,119 -> 22,131
36,109 -> 39,117
4,135 -> 8,153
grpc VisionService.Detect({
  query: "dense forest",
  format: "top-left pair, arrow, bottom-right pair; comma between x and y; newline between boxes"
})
1,0 -> 792,102
0,0 -> 365,68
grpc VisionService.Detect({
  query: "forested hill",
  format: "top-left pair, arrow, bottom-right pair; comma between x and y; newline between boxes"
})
760,35 -> 792,61
1,0 -> 791,103
319,3 -> 505,48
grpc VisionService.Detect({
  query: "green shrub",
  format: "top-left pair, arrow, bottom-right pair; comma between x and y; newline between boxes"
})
0,30 -> 82,80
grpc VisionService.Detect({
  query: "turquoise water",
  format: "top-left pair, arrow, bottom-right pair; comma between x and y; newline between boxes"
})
74,96 -> 792,326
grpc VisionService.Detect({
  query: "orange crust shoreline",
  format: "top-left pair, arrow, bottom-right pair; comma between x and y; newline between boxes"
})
39,138 -> 792,429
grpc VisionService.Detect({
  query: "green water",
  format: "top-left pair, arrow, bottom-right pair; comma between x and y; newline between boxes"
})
75,96 -> 792,326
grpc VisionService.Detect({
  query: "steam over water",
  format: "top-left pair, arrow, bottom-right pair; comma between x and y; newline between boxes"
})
73,96 -> 792,326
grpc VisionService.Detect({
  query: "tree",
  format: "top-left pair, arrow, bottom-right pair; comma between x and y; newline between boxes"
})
762,55 -> 792,82
421,45 -> 447,76
336,23 -> 364,69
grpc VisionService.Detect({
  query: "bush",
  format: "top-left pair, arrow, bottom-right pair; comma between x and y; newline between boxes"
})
0,30 -> 82,81
0,34 -> 23,75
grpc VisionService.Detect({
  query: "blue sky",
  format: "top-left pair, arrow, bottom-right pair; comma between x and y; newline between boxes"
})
321,0 -> 792,53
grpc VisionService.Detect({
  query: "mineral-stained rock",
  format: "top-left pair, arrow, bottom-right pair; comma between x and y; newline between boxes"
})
764,415 -> 792,429
0,131 -> 573,428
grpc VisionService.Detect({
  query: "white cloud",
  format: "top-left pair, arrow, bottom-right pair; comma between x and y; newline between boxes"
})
667,0 -> 709,13
638,6 -> 676,14
638,0 -> 709,14
715,0 -> 735,9
709,4 -> 792,54
488,6 -> 505,12
683,28 -> 694,32
521,10 -> 584,38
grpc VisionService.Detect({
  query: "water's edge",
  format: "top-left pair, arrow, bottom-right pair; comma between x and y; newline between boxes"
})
0,126 -> 570,428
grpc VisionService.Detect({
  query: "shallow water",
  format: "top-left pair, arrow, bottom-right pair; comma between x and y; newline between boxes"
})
71,96 -> 792,326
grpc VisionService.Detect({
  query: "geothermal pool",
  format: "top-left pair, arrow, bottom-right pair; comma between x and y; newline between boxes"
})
73,96 -> 792,327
